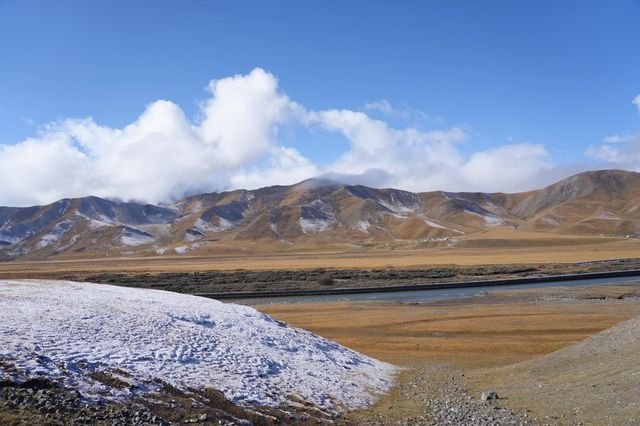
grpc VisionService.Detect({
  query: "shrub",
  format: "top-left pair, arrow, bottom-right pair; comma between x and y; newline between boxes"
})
317,275 -> 335,286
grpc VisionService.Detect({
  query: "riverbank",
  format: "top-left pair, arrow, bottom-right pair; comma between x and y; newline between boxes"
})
206,268 -> 640,302
257,282 -> 640,424
17,257 -> 640,299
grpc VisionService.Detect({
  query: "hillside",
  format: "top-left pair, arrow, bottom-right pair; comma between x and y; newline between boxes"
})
1,169 -> 639,260
469,313 -> 640,425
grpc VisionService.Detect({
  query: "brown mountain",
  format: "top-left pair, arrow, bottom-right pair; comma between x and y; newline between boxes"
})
1,169 -> 639,260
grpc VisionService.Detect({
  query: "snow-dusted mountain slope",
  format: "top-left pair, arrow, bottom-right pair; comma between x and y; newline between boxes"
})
0,280 -> 396,413
4,170 -> 640,260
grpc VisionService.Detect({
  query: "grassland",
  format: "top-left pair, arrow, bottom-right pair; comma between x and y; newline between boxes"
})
258,284 -> 640,367
0,235 -> 639,280
258,283 -> 640,424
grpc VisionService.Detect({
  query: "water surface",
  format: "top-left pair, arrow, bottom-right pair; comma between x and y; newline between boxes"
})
232,274 -> 640,305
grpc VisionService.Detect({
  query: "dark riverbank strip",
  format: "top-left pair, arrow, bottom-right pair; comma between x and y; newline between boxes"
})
196,269 -> 640,300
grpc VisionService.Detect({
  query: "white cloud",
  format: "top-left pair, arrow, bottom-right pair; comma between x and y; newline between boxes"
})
363,99 -> 443,125
0,68 -> 299,206
198,68 -> 300,166
459,144 -> 551,192
364,100 -> 406,117
587,135 -> 640,170
603,134 -> 633,143
21,117 -> 35,126
308,109 -> 401,155
307,108 -> 559,193
229,146 -> 319,190
0,133 -> 89,206
0,68 -> 587,206
585,94 -> 640,171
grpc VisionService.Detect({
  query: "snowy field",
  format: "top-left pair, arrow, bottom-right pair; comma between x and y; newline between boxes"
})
0,280 -> 396,412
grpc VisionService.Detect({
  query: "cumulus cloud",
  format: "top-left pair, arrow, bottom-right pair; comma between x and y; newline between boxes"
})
587,135 -> 640,170
0,68 -> 585,206
198,68 -> 300,166
0,68 -> 297,206
459,144 -> 553,193
229,146 -> 319,190
308,108 -> 554,193
586,95 -> 640,171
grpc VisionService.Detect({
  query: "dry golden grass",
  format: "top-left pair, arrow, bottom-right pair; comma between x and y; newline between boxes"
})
1,237 -> 639,278
257,285 -> 640,368
259,284 -> 640,424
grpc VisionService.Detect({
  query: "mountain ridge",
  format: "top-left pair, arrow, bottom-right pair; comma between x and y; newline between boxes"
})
1,169 -> 639,260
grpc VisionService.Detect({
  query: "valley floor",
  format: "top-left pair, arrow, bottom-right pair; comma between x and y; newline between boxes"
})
4,282 -> 636,425
1,236 -> 640,279
259,283 -> 640,425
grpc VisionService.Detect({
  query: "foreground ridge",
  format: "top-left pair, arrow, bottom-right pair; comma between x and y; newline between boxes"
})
0,280 -> 396,415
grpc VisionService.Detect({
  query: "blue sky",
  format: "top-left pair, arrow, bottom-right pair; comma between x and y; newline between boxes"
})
0,1 -> 639,205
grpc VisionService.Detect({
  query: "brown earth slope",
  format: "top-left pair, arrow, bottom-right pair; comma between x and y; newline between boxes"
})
468,315 -> 640,426
1,169 -> 640,260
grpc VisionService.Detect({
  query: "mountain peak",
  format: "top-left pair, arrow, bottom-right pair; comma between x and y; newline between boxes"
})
1,169 -> 640,260
294,177 -> 345,190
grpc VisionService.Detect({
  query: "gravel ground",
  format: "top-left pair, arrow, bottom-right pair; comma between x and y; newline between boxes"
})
343,365 -> 533,425
0,377 -> 334,425
0,381 -> 167,426
469,315 -> 640,426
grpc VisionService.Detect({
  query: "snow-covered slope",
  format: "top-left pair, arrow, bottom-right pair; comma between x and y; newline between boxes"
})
0,280 -> 396,413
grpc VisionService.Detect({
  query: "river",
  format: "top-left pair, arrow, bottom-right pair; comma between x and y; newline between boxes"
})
230,273 -> 640,305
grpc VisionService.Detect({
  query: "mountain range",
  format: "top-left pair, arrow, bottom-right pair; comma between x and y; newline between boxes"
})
1,169 -> 640,260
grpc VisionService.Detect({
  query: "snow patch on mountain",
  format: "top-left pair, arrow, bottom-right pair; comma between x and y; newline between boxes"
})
595,212 -> 620,221
77,213 -> 119,230
36,220 -> 75,248
174,242 -> 206,254
194,217 -> 235,234
378,200 -> 418,216
422,219 -> 448,230
354,220 -> 370,233
539,215 -> 561,226
299,201 -> 336,234
299,218 -> 334,234
120,228 -> 155,246
466,210 -> 505,227
0,280 -> 396,412
269,222 -> 278,234
0,235 -> 19,246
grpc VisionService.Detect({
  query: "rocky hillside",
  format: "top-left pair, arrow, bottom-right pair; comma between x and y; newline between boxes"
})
471,313 -> 640,425
1,169 -> 639,260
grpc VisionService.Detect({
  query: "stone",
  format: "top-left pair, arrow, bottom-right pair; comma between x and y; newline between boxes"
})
481,390 -> 499,401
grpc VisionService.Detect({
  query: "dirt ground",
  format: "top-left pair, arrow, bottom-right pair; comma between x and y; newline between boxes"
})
258,283 -> 640,424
